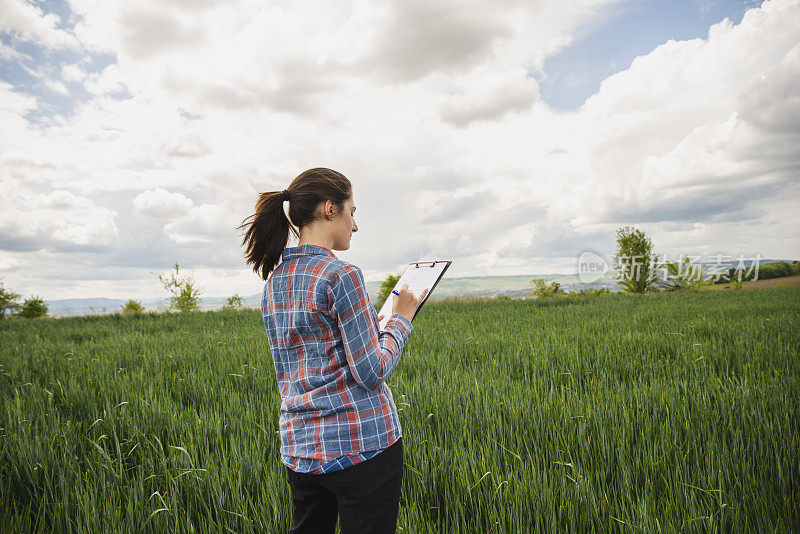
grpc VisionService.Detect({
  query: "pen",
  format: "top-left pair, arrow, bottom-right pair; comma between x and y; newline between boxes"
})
391,290 -> 400,296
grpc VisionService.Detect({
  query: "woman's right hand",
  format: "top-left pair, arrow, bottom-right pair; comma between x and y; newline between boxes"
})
391,284 -> 429,322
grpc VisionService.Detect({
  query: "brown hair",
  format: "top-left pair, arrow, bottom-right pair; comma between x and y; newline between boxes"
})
240,167 -> 352,280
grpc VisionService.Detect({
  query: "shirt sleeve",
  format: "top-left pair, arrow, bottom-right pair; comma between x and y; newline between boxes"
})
326,264 -> 414,391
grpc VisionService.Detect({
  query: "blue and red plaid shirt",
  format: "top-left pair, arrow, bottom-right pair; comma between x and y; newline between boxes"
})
261,243 -> 414,474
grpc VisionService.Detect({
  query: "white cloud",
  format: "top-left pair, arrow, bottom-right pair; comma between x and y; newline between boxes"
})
0,0 -> 798,300
43,78 -> 70,96
0,0 -> 81,50
117,5 -> 209,60
0,79 -> 39,138
439,67 -> 539,127
580,0 -> 800,231
37,189 -> 95,210
163,203 -> 238,243
0,182 -> 119,251
133,188 -> 194,218
0,39 -> 32,61
63,0 -> 620,117
61,63 -> 87,83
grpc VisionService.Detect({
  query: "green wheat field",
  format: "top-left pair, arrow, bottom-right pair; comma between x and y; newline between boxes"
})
1,287 -> 798,532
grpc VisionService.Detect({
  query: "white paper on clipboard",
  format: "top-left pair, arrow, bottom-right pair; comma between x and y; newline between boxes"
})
378,260 -> 451,332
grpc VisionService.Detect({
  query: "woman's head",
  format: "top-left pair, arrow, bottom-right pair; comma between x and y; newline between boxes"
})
240,167 -> 353,280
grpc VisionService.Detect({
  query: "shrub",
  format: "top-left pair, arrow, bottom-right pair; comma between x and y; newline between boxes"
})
121,300 -> 144,315
158,264 -> 202,312
726,260 -> 800,282
757,261 -> 795,280
529,278 -> 564,298
0,283 -> 21,319
658,256 -> 707,291
376,273 -> 401,310
613,226 -> 659,293
18,297 -> 48,318
223,294 -> 244,310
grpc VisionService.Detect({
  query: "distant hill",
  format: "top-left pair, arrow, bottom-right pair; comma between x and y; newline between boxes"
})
43,258 -> 793,317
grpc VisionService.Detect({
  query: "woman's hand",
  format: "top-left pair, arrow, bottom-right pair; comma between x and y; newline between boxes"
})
377,285 -> 429,324
390,284 -> 428,323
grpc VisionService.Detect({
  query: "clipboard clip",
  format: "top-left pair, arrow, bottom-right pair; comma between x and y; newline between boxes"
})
414,262 -> 437,268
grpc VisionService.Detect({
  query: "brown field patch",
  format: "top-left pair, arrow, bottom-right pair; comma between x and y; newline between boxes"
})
701,273 -> 800,291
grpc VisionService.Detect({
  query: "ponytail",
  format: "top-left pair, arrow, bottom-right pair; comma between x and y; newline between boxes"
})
240,168 -> 352,280
240,191 -> 295,280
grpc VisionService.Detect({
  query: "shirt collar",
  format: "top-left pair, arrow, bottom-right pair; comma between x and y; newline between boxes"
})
282,243 -> 338,260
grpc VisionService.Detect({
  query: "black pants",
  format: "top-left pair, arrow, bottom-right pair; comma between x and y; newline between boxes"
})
284,437 -> 404,534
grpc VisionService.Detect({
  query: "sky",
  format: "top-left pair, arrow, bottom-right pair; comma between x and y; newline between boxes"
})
1,0 -> 798,301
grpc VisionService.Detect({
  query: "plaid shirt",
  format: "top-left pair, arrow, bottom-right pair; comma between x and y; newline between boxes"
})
261,244 -> 414,474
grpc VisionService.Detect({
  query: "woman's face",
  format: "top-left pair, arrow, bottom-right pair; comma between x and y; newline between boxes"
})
330,195 -> 358,250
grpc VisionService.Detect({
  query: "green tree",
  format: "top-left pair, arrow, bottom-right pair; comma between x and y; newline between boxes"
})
121,299 -> 144,314
158,263 -> 202,312
613,226 -> 659,293
660,256 -> 705,291
376,273 -> 401,310
0,282 -> 22,319
18,296 -> 48,318
529,278 -> 564,298
223,294 -> 244,309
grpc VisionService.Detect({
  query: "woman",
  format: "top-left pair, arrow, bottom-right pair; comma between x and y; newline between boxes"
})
240,167 -> 427,534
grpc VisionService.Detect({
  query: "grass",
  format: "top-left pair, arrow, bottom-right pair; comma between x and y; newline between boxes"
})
1,287 -> 798,532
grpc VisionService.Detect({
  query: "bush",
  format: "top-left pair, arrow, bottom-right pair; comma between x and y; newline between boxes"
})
376,273 -> 401,310
18,297 -> 48,318
158,264 -> 202,312
1,283 -> 21,319
613,226 -> 659,293
529,278 -> 565,298
121,300 -> 144,315
223,294 -> 244,310
657,256 -> 708,291
757,261 -> 798,280
725,260 -> 800,282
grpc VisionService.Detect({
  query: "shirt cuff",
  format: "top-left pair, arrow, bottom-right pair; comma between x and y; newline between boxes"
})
386,313 -> 413,338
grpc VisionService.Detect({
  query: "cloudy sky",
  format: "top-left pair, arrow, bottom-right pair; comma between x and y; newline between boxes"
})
1,0 -> 798,300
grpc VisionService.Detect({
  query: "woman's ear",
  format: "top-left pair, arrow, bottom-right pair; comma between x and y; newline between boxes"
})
323,200 -> 335,221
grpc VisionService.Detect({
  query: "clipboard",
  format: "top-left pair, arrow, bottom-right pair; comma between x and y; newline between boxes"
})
378,260 -> 452,332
